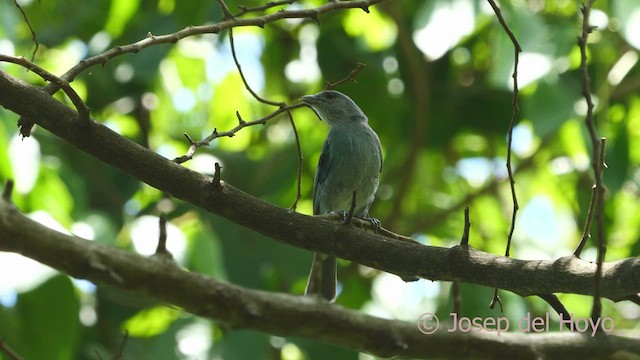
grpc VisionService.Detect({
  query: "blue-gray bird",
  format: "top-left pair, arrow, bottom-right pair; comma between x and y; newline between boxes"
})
300,90 -> 383,301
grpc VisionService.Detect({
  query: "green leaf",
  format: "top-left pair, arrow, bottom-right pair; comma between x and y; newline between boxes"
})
343,7 -> 397,51
123,306 -> 180,338
15,276 -> 80,360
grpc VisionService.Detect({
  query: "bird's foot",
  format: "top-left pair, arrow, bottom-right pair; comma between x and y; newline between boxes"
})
329,210 -> 349,223
366,217 -> 381,233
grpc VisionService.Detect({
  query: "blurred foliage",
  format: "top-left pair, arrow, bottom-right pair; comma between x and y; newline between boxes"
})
1,0 -> 640,359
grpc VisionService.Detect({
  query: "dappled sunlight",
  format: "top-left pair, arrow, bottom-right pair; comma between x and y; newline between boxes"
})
130,215 -> 188,263
413,0 -> 476,60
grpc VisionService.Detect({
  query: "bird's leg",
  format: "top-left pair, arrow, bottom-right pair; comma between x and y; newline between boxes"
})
344,190 -> 357,224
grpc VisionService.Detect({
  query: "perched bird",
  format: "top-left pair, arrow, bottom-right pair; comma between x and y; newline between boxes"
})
300,90 -> 383,301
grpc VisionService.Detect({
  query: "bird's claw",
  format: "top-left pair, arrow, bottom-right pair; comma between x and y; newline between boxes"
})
367,217 -> 381,233
330,210 -> 349,222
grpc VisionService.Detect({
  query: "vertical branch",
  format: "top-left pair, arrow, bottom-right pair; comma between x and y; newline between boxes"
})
114,330 -> 129,360
460,206 -> 471,246
486,0 -> 522,311
486,0 -> 522,258
286,110 -> 304,211
591,138 -> 607,327
12,0 -> 39,60
154,215 -> 171,257
575,0 -> 607,327
574,184 -> 597,257
451,282 -> 462,315
453,207 -> 470,315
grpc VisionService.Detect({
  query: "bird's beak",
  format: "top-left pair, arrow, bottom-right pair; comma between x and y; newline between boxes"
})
300,94 -> 320,105
300,95 -> 323,120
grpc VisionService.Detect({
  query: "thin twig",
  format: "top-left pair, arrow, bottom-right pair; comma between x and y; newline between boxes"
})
235,0 -> 296,17
173,60 -> 369,164
172,103 -> 304,163
0,55 -> 90,124
452,208 -> 467,314
591,138 -> 607,331
215,0 -> 236,20
325,63 -> 366,89
229,28 -> 283,107
286,110 -> 303,211
574,185 -> 597,257
0,338 -> 22,360
16,0 -> 391,137
577,0 -> 602,249
486,0 -> 522,258
12,0 -> 39,61
460,206 -> 470,246
537,294 -> 574,330
54,1 -> 388,90
112,330 -> 129,360
94,350 -> 104,360
486,0 -> 522,311
576,0 -> 607,329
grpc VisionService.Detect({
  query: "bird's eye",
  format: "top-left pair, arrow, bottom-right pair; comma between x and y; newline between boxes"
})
325,92 -> 335,99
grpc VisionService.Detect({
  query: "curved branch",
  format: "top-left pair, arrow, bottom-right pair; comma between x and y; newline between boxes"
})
1,197 -> 639,359
1,70 -> 640,302
0,55 -> 90,123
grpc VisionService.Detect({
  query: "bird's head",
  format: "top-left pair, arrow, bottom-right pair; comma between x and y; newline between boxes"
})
300,90 -> 367,126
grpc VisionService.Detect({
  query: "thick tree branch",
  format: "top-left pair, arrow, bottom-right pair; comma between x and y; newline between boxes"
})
0,198 -> 639,359
1,70 -> 640,302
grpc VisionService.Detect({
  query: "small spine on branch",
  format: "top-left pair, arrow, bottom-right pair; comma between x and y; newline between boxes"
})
2,180 -> 14,203
236,111 -> 246,125
152,215 -> 174,261
489,289 -> 503,313
212,162 -> 222,188
460,207 -> 470,246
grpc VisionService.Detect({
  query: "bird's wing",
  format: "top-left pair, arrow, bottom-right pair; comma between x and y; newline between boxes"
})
313,139 -> 331,215
371,128 -> 383,173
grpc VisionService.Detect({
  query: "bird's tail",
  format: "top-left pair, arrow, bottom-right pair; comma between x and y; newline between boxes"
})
305,253 -> 337,301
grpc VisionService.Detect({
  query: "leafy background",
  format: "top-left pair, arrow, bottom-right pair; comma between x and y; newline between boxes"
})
1,0 -> 640,359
